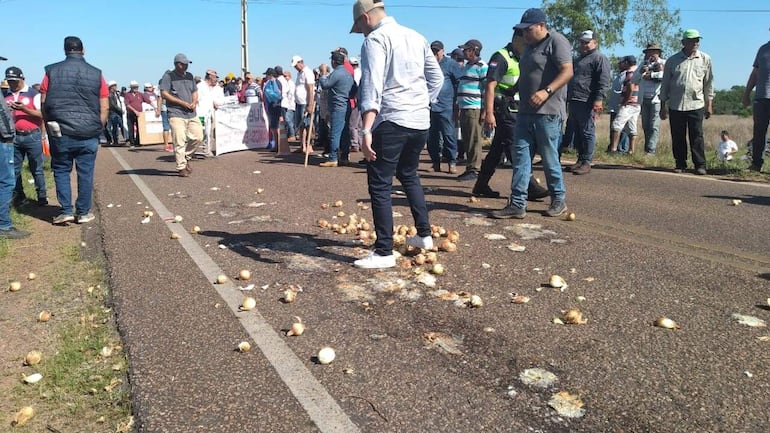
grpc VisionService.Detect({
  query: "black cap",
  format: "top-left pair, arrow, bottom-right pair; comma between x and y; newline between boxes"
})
621,55 -> 637,66
459,39 -> 483,51
514,8 -> 547,30
450,48 -> 465,60
330,51 -> 346,64
64,36 -> 83,53
430,40 -> 444,51
0,56 -> 7,61
264,67 -> 276,77
274,66 -> 283,75
5,66 -> 24,81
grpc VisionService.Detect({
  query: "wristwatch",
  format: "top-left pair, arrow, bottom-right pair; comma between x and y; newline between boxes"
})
361,128 -> 371,136
545,87 -> 553,95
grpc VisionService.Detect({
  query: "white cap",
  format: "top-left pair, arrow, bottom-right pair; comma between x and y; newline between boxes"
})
108,80 -> 117,87
144,82 -> 153,89
580,30 -> 594,42
349,56 -> 359,65
129,80 -> 139,87
290,55 -> 303,67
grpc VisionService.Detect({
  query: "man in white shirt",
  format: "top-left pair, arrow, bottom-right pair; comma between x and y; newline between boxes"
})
196,69 -> 224,156
291,55 -> 315,151
716,130 -> 738,161
276,66 -> 297,141
350,0 -> 443,268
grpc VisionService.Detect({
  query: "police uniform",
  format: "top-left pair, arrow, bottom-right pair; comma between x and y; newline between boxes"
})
473,44 -> 547,199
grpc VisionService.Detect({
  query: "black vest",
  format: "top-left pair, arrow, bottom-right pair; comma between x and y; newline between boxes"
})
43,54 -> 102,139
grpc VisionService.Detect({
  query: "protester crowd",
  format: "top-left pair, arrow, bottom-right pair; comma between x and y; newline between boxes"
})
1,2 -> 769,272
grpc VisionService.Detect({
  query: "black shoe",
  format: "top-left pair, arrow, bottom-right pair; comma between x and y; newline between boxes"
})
695,167 -> 707,175
36,198 -> 48,206
472,185 -> 501,198
0,227 -> 31,239
490,202 -> 526,219
572,162 -> 591,175
545,200 -> 567,217
457,170 -> 478,181
673,167 -> 685,174
528,180 -> 549,200
12,195 -> 28,207
749,164 -> 762,172
432,162 -> 441,172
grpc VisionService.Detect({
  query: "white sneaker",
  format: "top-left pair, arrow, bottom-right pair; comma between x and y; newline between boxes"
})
354,251 -> 396,269
77,213 -> 96,224
406,235 -> 433,250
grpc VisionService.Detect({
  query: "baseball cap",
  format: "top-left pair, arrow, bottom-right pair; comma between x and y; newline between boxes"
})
144,82 -> 153,89
5,66 -> 24,81
682,29 -> 701,40
514,8 -> 547,30
580,30 -> 594,42
264,67 -> 276,76
349,57 -> 359,65
430,40 -> 444,51
290,55 -> 303,67
130,80 -> 139,87
274,66 -> 283,75
108,80 -> 117,87
450,48 -> 465,61
350,0 -> 385,34
459,39 -> 482,51
174,53 -> 192,64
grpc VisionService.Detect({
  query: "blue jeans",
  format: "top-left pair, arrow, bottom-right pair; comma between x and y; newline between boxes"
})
295,104 -> 307,131
282,108 -> 296,138
328,107 -> 351,162
641,99 -> 661,154
427,109 -> 458,165
109,112 -> 126,143
510,114 -> 565,209
567,101 -> 596,163
0,142 -> 14,230
14,129 -> 46,201
609,112 -> 630,153
367,121 -> 431,256
50,135 -> 98,216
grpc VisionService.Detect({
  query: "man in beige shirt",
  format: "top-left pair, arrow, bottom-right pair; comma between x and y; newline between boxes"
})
659,29 -> 714,175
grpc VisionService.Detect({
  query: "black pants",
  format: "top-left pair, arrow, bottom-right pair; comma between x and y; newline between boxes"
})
751,98 -> 770,168
477,109 -> 516,187
367,121 -> 430,256
669,108 -> 705,169
127,112 -> 139,146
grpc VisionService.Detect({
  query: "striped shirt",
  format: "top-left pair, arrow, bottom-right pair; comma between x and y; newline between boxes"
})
457,60 -> 487,109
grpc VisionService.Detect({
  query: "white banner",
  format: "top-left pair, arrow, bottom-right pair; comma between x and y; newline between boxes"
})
215,102 -> 270,155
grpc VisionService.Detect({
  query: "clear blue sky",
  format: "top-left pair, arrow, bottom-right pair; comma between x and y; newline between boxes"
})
1,0 -> 767,91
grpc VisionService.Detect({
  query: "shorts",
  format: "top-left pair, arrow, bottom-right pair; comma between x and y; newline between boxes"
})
161,111 -> 171,131
267,105 -> 281,129
611,104 -> 641,136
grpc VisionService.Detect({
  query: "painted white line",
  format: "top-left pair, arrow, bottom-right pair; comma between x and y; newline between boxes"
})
108,149 -> 360,433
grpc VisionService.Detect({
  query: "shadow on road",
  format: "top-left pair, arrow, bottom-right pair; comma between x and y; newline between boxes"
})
703,194 -> 770,207
115,168 -> 180,177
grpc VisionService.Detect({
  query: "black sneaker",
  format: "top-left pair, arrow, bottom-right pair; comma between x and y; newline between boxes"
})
490,202 -> 526,219
457,170 -> 478,181
0,227 -> 31,239
472,185 -> 501,198
545,200 -> 567,217
432,162 -> 441,172
36,198 -> 48,206
695,167 -> 707,175
528,180 -> 549,200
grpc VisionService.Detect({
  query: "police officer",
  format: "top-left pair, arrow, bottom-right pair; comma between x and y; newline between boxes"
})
473,29 -> 548,199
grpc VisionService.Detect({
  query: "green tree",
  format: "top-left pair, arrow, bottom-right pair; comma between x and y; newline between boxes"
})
713,86 -> 752,117
630,0 -> 682,58
542,0 -> 629,50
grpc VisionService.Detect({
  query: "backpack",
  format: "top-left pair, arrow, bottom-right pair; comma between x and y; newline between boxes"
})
264,79 -> 282,106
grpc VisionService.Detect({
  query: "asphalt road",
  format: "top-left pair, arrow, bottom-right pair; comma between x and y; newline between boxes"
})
89,144 -> 770,433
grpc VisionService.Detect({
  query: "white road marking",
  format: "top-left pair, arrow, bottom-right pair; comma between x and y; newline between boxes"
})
109,149 -> 360,433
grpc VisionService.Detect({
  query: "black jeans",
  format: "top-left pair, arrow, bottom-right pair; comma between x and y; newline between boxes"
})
669,108 -> 705,169
127,111 -> 139,146
751,98 -> 770,168
367,121 -> 430,256
478,108 -> 515,187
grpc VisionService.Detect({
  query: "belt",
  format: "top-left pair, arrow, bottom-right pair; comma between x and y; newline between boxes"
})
16,129 -> 39,136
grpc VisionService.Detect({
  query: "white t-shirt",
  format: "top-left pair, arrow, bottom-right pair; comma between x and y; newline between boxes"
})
294,66 -> 315,105
278,76 -> 296,110
717,139 -> 738,161
196,82 -> 225,117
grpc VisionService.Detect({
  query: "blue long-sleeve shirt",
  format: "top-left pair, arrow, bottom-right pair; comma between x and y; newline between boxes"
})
358,16 -> 444,130
319,65 -> 355,113
432,55 -> 463,112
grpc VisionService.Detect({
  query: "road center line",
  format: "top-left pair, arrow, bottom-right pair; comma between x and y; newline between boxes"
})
108,149 -> 360,433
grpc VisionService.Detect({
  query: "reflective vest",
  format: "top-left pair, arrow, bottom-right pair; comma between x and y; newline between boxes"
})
494,47 -> 520,102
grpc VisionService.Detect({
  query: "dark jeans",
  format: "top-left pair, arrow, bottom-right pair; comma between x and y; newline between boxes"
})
50,135 -> 98,216
109,112 -> 126,144
478,109 -> 516,187
14,129 -> 46,201
127,111 -> 139,145
427,108 -> 458,165
564,101 -> 596,163
0,142 -> 14,229
367,121 -> 430,256
751,98 -> 770,168
669,108 -> 705,169
282,107 -> 296,138
328,107 -> 352,162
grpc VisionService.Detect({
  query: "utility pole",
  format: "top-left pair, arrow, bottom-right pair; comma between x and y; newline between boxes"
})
241,0 -> 248,76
